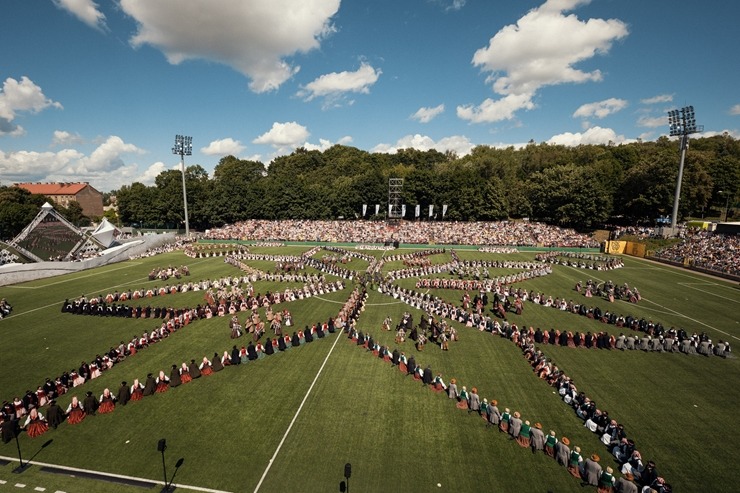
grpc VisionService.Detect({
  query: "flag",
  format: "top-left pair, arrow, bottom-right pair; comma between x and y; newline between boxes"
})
375,204 -> 380,216
429,205 -> 434,218
362,204 -> 367,217
415,204 -> 420,218
388,204 -> 393,216
442,204 -> 448,217
401,204 -> 406,217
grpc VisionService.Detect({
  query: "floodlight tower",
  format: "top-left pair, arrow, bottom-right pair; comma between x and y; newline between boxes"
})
667,106 -> 702,233
172,135 -> 192,236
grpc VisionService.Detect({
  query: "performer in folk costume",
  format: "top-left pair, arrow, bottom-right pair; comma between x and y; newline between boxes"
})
156,371 -> 170,392
130,379 -> 145,400
65,396 -> 85,424
98,388 -> 116,414
179,363 -> 193,383
24,408 -> 49,438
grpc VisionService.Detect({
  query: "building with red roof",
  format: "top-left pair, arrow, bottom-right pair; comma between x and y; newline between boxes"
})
15,182 -> 103,218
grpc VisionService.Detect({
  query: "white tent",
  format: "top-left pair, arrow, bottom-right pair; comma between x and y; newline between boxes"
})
91,218 -> 121,248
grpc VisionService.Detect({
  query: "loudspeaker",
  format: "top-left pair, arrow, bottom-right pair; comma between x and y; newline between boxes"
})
344,463 -> 351,479
157,438 -> 167,452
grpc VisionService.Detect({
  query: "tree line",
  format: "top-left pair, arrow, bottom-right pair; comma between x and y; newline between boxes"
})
1,134 -> 738,239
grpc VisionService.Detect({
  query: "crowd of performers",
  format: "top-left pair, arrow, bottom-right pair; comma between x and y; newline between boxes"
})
536,252 -> 624,271
147,265 -> 189,281
2,287 -> 368,445
0,298 -> 12,319
576,280 -> 640,304
346,318 -> 664,493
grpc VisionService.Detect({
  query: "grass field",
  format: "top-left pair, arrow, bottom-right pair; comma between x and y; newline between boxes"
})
0,246 -> 738,493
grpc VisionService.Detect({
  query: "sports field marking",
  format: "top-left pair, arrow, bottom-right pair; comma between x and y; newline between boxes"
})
3,263 -> 145,290
640,297 -> 740,342
629,257 -> 738,290
677,282 -> 740,304
0,455 -> 232,493
5,259 -> 213,320
253,329 -> 345,493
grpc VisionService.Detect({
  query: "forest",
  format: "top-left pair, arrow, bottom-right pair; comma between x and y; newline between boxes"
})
1,134 -> 738,239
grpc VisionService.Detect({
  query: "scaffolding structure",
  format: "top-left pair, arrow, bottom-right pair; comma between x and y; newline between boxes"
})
388,178 -> 403,220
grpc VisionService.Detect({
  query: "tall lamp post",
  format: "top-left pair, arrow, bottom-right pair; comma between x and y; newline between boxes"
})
719,190 -> 731,222
172,135 -> 192,237
667,106 -> 702,234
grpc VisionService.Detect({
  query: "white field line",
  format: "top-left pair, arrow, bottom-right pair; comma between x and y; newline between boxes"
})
628,257 -> 738,290
640,297 -> 740,342
677,283 -> 740,305
0,455 -> 232,493
253,328 -> 345,493
558,265 -> 740,340
4,263 -> 145,290
5,259 -> 213,320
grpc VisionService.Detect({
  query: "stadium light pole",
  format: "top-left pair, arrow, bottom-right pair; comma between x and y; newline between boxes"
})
172,135 -> 192,237
667,106 -> 702,234
719,190 -> 731,222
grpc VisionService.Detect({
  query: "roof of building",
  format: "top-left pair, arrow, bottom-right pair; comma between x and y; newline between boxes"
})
15,182 -> 97,196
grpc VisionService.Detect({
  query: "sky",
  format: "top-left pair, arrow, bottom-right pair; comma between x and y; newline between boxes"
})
1,0 -> 739,193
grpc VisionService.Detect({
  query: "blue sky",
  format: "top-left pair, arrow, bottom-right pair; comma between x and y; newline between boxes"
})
1,0 -> 738,193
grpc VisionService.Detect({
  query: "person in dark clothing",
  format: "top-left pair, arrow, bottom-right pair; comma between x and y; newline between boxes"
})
83,391 -> 98,415
116,381 -> 131,405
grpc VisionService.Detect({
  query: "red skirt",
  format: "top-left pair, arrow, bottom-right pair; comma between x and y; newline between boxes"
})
499,421 -> 509,432
28,421 -> 49,438
201,367 -> 213,376
68,408 -> 85,424
432,383 -> 444,393
99,401 -> 115,414
516,436 -> 531,448
456,400 -> 469,410
399,363 -> 407,373
545,445 -> 555,457
180,373 -> 192,384
131,390 -> 143,401
383,355 -> 391,362
156,383 -> 169,393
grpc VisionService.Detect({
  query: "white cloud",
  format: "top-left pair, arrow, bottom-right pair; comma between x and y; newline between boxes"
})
730,104 -> 740,116
446,0 -> 466,12
456,93 -> 535,123
201,138 -> 246,156
637,115 -> 667,128
53,0 -> 107,31
573,98 -> 627,119
460,0 -> 628,123
372,134 -> 474,156
298,62 -> 381,107
411,104 -> 445,123
120,0 -> 340,93
253,122 -> 310,150
73,136 -> 144,173
0,148 -> 84,183
640,94 -> 673,105
0,76 -> 63,122
547,126 -> 629,146
135,161 -> 168,185
52,130 -> 83,147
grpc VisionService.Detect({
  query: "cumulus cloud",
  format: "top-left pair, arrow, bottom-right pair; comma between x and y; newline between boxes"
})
253,122 -> 311,150
201,138 -> 246,156
637,115 -> 667,128
411,104 -> 445,123
456,93 -> 535,123
573,98 -> 627,119
372,134 -> 474,156
730,104 -> 740,116
53,0 -> 107,31
135,161 -> 168,185
0,148 -> 84,182
120,0 -> 340,93
72,136 -> 144,173
641,94 -> 673,105
0,76 -> 63,133
547,126 -> 629,146
297,62 -> 381,107
52,130 -> 84,147
459,0 -> 628,123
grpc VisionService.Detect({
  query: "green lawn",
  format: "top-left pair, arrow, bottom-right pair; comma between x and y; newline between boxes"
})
0,248 -> 738,492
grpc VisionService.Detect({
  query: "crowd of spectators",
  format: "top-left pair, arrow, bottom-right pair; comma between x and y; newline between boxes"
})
204,219 -> 598,247
653,231 -> 740,276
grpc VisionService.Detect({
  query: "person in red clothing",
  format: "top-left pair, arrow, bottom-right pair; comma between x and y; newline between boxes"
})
65,396 -> 85,424
24,408 -> 48,438
98,388 -> 115,414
